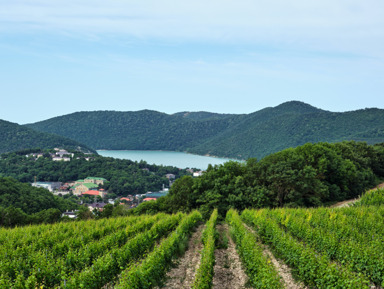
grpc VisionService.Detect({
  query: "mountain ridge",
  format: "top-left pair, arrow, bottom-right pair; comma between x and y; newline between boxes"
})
23,101 -> 384,159
0,119 -> 95,154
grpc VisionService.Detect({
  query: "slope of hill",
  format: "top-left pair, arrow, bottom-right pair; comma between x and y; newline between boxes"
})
0,176 -> 77,215
0,119 -> 95,154
189,106 -> 384,159
26,110 -> 238,151
26,101 -> 384,159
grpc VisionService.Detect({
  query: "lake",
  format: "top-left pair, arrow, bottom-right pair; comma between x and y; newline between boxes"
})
97,150 -> 238,170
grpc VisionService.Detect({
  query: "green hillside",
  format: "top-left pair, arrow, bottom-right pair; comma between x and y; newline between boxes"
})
0,119 -> 95,154
26,110 -> 237,151
26,101 -> 384,159
0,176 -> 78,226
190,105 -> 384,159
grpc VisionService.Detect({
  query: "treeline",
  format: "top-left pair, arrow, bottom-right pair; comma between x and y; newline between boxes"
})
0,151 -> 190,196
0,177 -> 78,227
133,141 -> 384,218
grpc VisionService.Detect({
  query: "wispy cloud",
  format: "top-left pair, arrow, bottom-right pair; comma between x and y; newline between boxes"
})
1,0 -> 384,56
1,0 -> 383,124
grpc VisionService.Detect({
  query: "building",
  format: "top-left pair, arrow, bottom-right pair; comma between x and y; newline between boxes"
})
120,197 -> 133,202
193,171 -> 204,177
73,183 -> 99,195
165,174 -> 176,179
143,197 -> 157,202
82,190 -> 106,198
56,150 -> 74,158
144,191 -> 169,199
32,182 -> 62,192
62,211 -> 77,219
88,202 -> 107,211
53,191 -> 71,196
52,157 -> 71,162
84,177 -> 107,186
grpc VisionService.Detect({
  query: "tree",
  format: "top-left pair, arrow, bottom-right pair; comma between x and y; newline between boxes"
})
167,176 -> 194,213
76,206 -> 93,220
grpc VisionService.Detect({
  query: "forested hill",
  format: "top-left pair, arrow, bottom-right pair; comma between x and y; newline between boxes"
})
0,119 -> 95,154
0,177 -> 78,226
189,106 -> 384,159
26,110 -> 239,151
26,101 -> 384,159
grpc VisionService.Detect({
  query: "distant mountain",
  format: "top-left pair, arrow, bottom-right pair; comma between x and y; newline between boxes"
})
26,101 -> 384,159
26,110 -> 238,151
0,119 -> 95,154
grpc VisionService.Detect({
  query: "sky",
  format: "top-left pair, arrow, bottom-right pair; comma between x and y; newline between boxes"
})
0,0 -> 383,124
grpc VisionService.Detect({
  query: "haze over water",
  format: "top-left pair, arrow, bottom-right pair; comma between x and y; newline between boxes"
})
97,150 -> 237,170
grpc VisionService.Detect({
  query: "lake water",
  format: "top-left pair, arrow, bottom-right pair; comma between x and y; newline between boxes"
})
97,150 -> 238,170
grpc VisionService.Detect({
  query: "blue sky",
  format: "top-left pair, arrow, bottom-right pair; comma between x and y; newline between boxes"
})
1,0 -> 383,124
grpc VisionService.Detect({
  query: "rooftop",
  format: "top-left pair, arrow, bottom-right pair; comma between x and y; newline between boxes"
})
82,190 -> 100,196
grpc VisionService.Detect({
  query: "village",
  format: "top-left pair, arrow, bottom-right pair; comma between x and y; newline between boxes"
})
27,148 -> 94,162
32,176 -> 172,218
29,148 -> 205,218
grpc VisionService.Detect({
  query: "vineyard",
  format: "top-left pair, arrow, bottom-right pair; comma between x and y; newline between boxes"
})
1,189 -> 384,288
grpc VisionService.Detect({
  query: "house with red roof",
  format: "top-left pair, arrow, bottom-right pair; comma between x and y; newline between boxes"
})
143,197 -> 157,202
82,190 -> 106,198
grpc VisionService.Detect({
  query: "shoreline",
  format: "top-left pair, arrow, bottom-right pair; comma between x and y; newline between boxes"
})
96,149 -> 245,162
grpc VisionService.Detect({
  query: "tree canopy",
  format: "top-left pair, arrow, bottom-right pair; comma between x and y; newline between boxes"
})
0,177 -> 78,227
132,141 -> 384,219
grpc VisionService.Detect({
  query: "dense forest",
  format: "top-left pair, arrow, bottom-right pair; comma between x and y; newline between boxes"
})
26,101 -> 384,159
0,177 -> 78,226
0,119 -> 95,154
26,110 -> 237,153
132,141 -> 384,218
0,150 -> 190,196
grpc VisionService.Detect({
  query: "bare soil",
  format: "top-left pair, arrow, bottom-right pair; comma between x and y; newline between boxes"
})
262,245 -> 307,289
376,183 -> 384,189
242,222 -> 307,289
159,224 -> 204,288
212,224 -> 248,289
331,182 -> 384,208
331,198 -> 359,208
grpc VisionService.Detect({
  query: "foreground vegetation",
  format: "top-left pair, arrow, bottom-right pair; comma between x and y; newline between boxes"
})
133,141 -> 384,218
1,188 -> 384,288
0,212 -> 201,288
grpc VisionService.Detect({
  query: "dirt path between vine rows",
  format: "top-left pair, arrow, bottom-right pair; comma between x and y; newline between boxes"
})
262,245 -> 308,289
242,222 -> 307,289
331,198 -> 359,208
212,224 -> 248,289
159,224 -> 204,288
